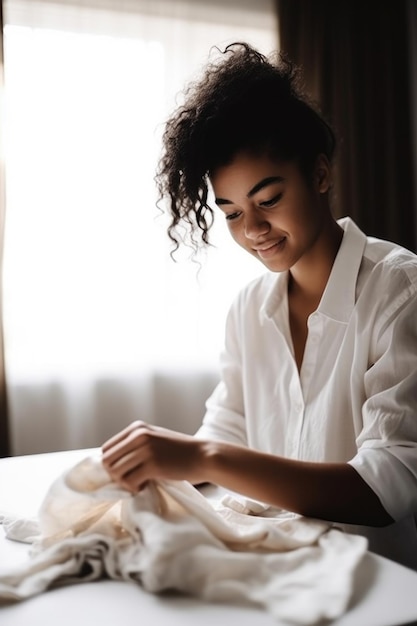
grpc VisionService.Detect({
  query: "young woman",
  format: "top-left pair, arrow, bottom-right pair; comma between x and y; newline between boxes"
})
102,43 -> 417,569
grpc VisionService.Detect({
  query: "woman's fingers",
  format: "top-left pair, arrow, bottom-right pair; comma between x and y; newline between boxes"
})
102,422 -> 159,491
101,420 -> 149,453
101,422 -> 205,491
102,422 -> 150,467
121,467 -> 149,493
105,448 -> 144,479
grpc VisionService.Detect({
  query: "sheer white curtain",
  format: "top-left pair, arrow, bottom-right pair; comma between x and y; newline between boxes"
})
2,0 -> 278,454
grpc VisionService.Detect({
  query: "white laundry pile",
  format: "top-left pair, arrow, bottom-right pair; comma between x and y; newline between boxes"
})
0,455 -> 367,625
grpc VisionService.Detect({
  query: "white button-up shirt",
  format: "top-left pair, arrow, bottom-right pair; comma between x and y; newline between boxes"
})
196,217 -> 417,569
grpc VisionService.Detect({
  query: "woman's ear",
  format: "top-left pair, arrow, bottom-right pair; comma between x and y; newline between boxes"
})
315,154 -> 332,193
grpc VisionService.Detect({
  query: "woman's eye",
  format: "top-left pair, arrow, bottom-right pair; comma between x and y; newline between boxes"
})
225,211 -> 241,221
259,193 -> 282,208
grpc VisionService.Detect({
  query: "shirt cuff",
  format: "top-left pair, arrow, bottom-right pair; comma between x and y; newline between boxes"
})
348,445 -> 417,521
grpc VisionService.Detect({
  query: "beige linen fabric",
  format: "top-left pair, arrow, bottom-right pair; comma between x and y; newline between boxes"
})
0,455 -> 367,625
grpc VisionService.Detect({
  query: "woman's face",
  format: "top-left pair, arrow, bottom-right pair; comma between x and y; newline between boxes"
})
210,150 -> 332,274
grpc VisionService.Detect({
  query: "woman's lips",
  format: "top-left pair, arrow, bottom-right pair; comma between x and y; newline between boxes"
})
254,237 -> 286,259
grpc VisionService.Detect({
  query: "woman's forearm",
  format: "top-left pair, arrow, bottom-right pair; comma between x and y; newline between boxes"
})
102,421 -> 393,527
200,440 -> 394,527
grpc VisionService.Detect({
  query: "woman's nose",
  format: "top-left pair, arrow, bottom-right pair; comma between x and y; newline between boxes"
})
244,209 -> 270,239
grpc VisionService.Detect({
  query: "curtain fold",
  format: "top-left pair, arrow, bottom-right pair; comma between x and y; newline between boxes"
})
0,0 -> 10,457
277,0 -> 416,251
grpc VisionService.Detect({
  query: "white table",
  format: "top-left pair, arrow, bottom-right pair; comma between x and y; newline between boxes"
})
1,448 -> 417,626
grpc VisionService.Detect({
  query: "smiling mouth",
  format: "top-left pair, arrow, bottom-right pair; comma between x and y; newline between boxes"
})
253,237 -> 286,257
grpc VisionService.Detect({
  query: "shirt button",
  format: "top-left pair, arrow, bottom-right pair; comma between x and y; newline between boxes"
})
294,402 -> 303,413
310,334 -> 318,343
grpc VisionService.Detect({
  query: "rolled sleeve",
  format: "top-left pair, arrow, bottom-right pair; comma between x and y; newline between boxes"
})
349,291 -> 417,520
349,444 -> 417,520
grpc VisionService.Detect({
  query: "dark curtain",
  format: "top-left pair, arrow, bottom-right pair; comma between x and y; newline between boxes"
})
0,0 -> 10,457
277,0 -> 416,251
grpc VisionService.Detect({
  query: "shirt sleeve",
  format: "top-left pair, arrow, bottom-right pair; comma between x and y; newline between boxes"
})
348,289 -> 417,521
194,296 -> 248,447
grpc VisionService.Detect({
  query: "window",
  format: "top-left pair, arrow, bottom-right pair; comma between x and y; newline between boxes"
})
2,0 -> 278,452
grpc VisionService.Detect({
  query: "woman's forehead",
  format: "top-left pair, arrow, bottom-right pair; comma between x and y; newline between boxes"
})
210,152 -> 298,192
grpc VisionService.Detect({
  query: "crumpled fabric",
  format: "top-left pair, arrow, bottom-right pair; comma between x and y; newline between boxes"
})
0,455 -> 367,625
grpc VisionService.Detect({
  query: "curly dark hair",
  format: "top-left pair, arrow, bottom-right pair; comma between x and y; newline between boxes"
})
155,42 -> 335,253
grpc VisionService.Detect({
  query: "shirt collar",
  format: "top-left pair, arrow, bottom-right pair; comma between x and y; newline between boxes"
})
318,217 -> 367,322
261,217 -> 367,324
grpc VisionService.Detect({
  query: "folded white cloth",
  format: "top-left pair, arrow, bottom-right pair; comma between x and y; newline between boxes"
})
0,455 -> 367,625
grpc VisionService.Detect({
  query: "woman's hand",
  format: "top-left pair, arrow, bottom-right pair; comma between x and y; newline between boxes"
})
101,421 -> 207,492
102,421 -> 394,526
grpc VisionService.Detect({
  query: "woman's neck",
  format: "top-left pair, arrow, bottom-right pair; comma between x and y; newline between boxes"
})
288,218 -> 344,303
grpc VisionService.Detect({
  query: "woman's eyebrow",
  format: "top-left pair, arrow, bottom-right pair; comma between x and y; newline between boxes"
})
215,176 -> 284,205
247,176 -> 285,197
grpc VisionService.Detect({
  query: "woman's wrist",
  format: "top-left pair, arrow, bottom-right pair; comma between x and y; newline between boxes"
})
197,439 -> 226,484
